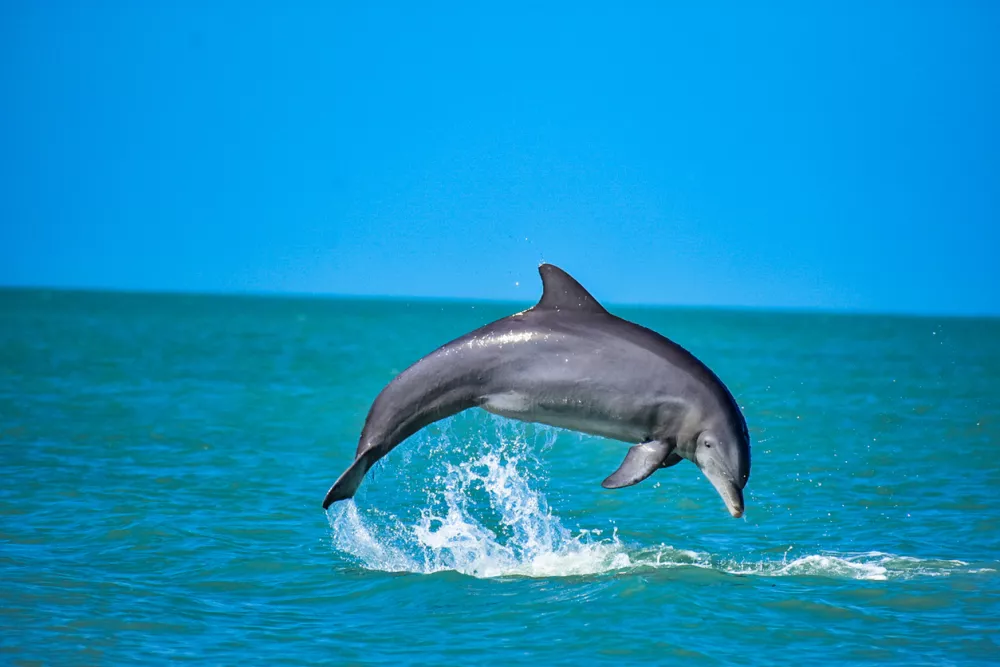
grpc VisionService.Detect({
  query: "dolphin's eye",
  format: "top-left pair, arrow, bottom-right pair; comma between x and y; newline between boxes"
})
705,443 -> 712,448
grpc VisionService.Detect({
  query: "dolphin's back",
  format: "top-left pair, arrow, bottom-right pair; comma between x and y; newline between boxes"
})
475,310 -> 727,442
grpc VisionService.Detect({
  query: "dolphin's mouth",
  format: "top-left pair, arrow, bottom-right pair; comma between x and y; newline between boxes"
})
700,465 -> 745,518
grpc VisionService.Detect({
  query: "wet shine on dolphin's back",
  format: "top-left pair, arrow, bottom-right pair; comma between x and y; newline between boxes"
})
469,310 -> 722,443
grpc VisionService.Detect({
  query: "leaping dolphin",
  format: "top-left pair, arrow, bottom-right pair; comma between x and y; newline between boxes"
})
323,264 -> 751,518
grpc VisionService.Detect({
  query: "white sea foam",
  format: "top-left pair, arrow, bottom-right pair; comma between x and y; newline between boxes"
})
716,551 -> 971,582
330,430 -> 630,577
328,421 -> 986,581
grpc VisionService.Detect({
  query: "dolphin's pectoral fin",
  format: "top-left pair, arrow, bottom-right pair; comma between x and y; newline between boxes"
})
660,452 -> 682,469
601,441 -> 672,489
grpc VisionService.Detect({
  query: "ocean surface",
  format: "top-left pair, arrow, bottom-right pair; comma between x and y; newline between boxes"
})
1,289 -> 998,665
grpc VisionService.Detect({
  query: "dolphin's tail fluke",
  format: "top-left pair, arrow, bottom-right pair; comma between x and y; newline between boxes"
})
322,451 -> 373,509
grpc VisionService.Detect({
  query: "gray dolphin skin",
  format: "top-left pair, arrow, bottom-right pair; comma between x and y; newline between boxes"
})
323,264 -> 751,517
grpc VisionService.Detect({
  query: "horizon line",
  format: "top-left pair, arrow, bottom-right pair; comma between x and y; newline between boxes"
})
1,283 -> 998,322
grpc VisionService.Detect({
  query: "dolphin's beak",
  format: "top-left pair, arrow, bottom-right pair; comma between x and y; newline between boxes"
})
699,463 -> 745,518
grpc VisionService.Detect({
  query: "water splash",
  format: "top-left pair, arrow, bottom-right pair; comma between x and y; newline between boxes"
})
328,419 -> 986,581
330,419 -> 630,577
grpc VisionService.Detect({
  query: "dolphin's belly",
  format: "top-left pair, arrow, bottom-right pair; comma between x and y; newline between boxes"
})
481,390 -> 653,443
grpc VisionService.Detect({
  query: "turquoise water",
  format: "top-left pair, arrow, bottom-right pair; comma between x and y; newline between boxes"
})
2,289 -> 998,665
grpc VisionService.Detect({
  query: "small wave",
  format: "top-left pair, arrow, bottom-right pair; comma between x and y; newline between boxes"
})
327,420 -> 985,581
713,551 -> 972,581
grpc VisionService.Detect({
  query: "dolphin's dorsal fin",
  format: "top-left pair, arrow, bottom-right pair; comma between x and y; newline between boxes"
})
533,264 -> 608,314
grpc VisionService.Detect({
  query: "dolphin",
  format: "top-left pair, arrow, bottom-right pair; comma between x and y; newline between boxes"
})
323,264 -> 751,517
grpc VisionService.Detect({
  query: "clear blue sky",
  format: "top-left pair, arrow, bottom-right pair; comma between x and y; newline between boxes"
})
2,2 -> 998,315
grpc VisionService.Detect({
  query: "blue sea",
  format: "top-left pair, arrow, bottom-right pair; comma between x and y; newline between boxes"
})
2,289 -> 998,665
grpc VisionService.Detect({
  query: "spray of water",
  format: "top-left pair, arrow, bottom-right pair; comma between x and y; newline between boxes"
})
329,418 -> 631,577
327,419 -> 986,581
